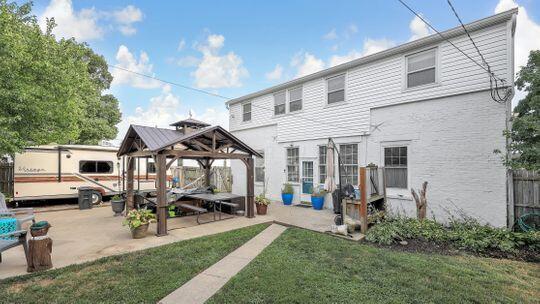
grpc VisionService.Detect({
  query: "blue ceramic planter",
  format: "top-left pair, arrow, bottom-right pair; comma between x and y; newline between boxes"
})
282,193 -> 293,205
311,196 -> 324,210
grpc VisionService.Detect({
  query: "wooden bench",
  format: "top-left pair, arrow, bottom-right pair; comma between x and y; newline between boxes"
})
176,203 -> 208,224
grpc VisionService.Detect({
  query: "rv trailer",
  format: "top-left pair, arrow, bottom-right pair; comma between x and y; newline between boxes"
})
12,145 -> 163,204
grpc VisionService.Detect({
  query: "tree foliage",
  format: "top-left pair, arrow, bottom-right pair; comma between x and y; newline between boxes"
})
505,50 -> 540,171
0,0 -> 121,155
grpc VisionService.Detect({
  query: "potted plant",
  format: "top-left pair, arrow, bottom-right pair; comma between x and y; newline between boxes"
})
123,208 -> 156,239
310,187 -> 327,210
255,194 -> 271,215
281,183 -> 294,205
111,194 -> 125,216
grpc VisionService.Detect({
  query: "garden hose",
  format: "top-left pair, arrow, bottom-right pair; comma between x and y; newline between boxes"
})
517,213 -> 540,232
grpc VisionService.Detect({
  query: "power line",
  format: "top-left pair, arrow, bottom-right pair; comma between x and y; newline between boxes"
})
396,0 -> 510,87
445,0 -> 511,103
110,65 -> 369,134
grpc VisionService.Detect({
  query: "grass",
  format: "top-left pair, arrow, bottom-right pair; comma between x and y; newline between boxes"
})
0,223 -> 269,304
208,228 -> 540,304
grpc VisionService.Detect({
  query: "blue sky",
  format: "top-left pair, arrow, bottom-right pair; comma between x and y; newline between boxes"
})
31,0 -> 540,139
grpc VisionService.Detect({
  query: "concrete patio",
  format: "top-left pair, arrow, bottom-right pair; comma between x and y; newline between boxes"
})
0,202 -> 336,279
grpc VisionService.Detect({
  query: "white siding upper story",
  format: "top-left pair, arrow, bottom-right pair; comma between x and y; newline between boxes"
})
228,9 -> 516,143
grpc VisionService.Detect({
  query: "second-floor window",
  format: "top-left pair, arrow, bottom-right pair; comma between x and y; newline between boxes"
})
327,74 -> 345,104
274,91 -> 286,115
289,87 -> 302,112
406,48 -> 437,88
242,102 -> 251,122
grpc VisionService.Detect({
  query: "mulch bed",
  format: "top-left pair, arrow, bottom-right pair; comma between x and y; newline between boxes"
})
370,239 -> 540,263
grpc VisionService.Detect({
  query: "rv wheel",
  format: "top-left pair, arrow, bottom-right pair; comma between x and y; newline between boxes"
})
91,191 -> 103,205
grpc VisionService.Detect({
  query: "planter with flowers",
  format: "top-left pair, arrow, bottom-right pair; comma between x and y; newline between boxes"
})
123,208 -> 156,239
281,183 -> 294,205
310,187 -> 327,210
255,194 -> 271,215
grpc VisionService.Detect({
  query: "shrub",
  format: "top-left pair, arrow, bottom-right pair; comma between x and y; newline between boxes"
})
365,217 -> 540,255
282,183 -> 294,194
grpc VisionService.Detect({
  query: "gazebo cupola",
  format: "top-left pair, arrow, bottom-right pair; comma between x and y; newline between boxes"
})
170,117 -> 210,134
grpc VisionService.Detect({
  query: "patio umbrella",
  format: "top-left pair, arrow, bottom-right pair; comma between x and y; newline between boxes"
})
324,140 -> 337,193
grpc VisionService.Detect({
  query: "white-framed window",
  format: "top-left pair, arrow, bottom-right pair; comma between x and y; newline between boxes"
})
318,146 -> 327,184
286,147 -> 299,182
255,151 -> 265,183
274,91 -> 286,115
384,146 -> 408,189
302,161 -> 314,194
326,74 -> 345,104
288,87 -> 302,112
406,48 -> 437,88
242,102 -> 251,122
339,144 -> 358,185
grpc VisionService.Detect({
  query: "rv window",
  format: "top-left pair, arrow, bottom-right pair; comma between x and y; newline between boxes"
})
147,162 -> 156,173
79,161 -> 113,174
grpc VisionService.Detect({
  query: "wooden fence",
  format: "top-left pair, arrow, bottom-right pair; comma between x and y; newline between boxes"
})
171,166 -> 232,193
512,169 -> 540,226
0,162 -> 14,197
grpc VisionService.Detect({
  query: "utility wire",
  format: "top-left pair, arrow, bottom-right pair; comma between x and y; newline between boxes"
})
110,65 -> 368,134
396,0 -> 510,86
445,0 -> 511,103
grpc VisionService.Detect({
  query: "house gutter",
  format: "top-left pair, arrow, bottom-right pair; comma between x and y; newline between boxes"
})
226,8 -> 518,107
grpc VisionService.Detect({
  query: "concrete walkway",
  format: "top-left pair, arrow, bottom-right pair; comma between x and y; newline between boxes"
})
159,224 -> 287,304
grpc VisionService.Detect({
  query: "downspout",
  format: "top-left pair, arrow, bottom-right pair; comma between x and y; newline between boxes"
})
506,13 -> 517,229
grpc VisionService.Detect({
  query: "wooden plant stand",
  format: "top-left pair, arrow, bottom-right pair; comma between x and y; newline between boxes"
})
27,236 -> 53,272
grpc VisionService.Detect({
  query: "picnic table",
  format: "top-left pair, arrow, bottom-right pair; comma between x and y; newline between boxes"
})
183,193 -> 243,222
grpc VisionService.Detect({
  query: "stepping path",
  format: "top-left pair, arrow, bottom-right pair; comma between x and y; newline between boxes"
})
159,224 -> 287,304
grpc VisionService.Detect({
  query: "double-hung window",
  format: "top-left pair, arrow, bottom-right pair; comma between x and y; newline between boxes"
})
319,146 -> 327,184
339,144 -> 358,185
327,74 -> 345,104
288,87 -> 302,112
384,147 -> 408,189
274,91 -> 286,115
406,49 -> 437,88
286,147 -> 299,182
255,152 -> 265,183
242,102 -> 251,122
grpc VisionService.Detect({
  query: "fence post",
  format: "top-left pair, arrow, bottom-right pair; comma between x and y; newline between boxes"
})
359,167 -> 368,234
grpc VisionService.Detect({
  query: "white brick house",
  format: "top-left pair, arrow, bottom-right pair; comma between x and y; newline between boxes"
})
227,9 -> 517,227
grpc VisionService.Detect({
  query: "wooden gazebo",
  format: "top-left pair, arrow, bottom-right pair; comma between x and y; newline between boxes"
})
117,121 -> 261,236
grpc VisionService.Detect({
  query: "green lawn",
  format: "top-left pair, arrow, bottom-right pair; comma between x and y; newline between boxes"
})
208,228 -> 540,304
0,223 -> 269,304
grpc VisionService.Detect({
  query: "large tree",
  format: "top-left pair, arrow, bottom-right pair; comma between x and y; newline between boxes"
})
505,50 -> 540,171
0,1 -> 121,155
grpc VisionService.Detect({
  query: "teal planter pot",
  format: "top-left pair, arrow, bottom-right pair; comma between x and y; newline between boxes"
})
281,193 -> 293,205
311,196 -> 324,210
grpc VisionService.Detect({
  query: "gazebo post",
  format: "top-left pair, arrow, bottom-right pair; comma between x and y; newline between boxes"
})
156,153 -> 168,236
245,156 -> 255,218
126,157 -> 135,210
204,159 -> 211,187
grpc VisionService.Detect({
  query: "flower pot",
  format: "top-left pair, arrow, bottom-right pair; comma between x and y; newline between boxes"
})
311,196 -> 324,210
256,203 -> 268,215
111,199 -> 125,216
130,223 -> 149,239
281,193 -> 293,205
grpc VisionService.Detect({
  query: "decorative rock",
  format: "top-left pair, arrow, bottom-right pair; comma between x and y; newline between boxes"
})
399,240 -> 408,246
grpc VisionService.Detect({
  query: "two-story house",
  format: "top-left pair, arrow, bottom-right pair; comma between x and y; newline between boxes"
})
227,9 -> 517,227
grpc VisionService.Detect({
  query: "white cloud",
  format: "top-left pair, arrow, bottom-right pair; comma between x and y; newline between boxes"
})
329,38 -> 396,67
192,34 -> 249,88
409,15 -> 432,41
111,45 -> 161,89
116,85 -> 229,141
291,52 -> 325,78
38,0 -> 143,40
265,64 -> 283,81
112,5 -> 143,36
323,29 -> 338,40
39,0 -> 103,41
177,39 -> 186,51
176,56 -> 201,67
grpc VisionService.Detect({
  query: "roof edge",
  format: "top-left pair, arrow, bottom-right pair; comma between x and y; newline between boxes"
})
226,8 -> 518,106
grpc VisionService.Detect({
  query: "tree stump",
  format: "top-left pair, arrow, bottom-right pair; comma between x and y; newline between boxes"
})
27,236 -> 53,272
411,181 -> 428,220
